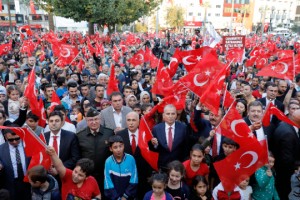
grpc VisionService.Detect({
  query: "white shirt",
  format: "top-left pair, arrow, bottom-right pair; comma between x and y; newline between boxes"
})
250,119 -> 265,141
49,130 -> 61,156
0,131 -> 5,145
113,108 -> 123,128
165,123 -> 175,147
9,143 -> 26,178
44,122 -> 76,134
294,126 -> 299,138
128,129 -> 139,147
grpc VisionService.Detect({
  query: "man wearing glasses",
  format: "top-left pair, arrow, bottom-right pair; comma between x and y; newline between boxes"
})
0,126 -> 31,200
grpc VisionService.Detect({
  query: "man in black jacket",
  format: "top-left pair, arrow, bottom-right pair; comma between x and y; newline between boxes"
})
77,108 -> 114,198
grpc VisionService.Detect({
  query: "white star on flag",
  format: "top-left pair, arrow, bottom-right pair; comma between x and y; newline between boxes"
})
271,66 -> 276,70
216,89 -> 222,96
205,70 -> 211,76
234,162 -> 241,171
197,56 -> 202,61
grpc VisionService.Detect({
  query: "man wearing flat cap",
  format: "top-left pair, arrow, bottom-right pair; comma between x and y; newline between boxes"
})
77,108 -> 115,198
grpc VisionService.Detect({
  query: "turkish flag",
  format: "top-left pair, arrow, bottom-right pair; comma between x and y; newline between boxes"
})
245,56 -> 257,67
179,54 -> 225,98
125,33 -> 138,46
0,42 -> 12,56
39,51 -> 45,62
256,57 -> 294,80
145,47 -> 164,69
112,45 -> 121,62
30,0 -> 36,14
18,25 -> 33,39
55,44 -> 79,67
250,47 -> 265,57
200,64 -> 229,115
262,102 -> 299,128
37,98 -> 47,128
0,0 -> 2,12
276,49 -> 294,59
106,65 -> 119,96
255,55 -> 269,69
76,58 -> 85,72
157,90 -> 188,113
87,41 -> 96,54
167,48 -> 181,77
49,91 -> 61,113
226,48 -> 244,63
24,67 -> 39,115
223,89 -> 235,109
178,46 -> 217,72
264,40 -> 277,53
127,49 -> 145,66
20,40 -> 36,56
95,43 -> 105,57
219,106 -> 258,145
138,117 -> 158,171
152,65 -> 173,96
214,142 -> 266,192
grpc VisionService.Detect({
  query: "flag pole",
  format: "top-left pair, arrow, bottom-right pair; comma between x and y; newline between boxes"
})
215,100 -> 236,131
69,52 -> 81,66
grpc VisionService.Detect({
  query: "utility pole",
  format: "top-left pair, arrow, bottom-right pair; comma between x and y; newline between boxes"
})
229,0 -> 234,35
7,1 -> 13,32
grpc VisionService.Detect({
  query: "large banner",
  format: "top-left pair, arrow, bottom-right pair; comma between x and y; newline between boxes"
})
223,35 -> 245,50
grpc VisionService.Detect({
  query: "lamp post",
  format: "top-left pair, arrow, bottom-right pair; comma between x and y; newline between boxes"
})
270,6 -> 275,32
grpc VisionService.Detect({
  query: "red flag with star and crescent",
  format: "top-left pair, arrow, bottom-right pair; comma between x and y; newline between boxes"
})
106,65 -> 119,96
226,48 -> 244,63
55,44 -> 79,67
167,48 -> 181,77
152,64 -> 173,96
127,49 -> 145,66
256,57 -> 294,80
0,42 -> 12,56
138,117 -> 158,171
200,63 -> 229,115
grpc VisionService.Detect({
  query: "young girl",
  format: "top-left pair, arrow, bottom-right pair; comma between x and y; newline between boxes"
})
183,144 -> 209,186
238,177 -> 252,200
143,173 -> 173,200
3,85 -> 20,121
165,160 -> 190,199
190,175 -> 211,200
252,152 -> 280,200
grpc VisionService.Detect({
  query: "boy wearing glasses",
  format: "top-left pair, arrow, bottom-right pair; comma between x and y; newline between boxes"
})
0,126 -> 31,200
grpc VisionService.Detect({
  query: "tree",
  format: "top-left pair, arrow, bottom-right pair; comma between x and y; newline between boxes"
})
38,0 -> 161,34
239,5 -> 250,25
165,5 -> 184,31
135,22 -> 147,33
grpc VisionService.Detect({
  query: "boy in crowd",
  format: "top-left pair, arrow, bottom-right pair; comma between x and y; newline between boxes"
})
104,135 -> 138,200
27,165 -> 61,200
46,146 -> 101,200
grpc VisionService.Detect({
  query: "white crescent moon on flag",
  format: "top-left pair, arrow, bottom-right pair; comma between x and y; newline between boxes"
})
174,95 -> 180,102
253,50 -> 258,56
168,57 -> 178,69
137,54 -> 144,61
230,119 -> 245,137
217,75 -> 225,85
193,74 -> 209,87
278,62 -> 288,74
240,151 -> 258,168
260,58 -> 267,65
182,56 -> 196,65
39,152 -> 43,164
60,48 -> 71,58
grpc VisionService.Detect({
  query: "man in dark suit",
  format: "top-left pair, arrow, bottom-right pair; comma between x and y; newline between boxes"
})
273,109 -> 300,200
257,81 -> 284,126
0,128 -> 31,200
117,111 -> 153,200
44,111 -> 80,173
243,101 -> 275,147
149,104 -> 188,170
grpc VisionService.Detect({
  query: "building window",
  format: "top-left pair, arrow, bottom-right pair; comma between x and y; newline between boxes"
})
198,12 -> 201,16
215,13 -> 220,16
208,13 -> 211,16
44,15 -> 48,20
32,15 -> 42,21
216,5 -> 221,8
9,5 -> 15,10
188,12 -> 193,16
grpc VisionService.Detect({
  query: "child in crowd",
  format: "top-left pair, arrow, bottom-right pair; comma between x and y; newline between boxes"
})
183,144 -> 209,186
289,161 -> 300,200
4,85 -> 20,121
143,173 -> 173,200
70,105 -> 83,123
165,160 -> 190,199
104,135 -> 138,200
252,152 -> 279,200
238,177 -> 252,200
190,175 -> 211,200
212,182 -> 245,200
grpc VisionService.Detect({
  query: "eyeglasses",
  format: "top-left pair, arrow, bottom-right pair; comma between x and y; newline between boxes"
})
7,137 -> 21,142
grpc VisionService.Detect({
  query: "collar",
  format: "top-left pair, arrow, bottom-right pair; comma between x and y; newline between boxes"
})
165,123 -> 175,129
89,128 -> 100,135
50,130 -> 61,138
128,129 -> 138,136
113,107 -> 123,113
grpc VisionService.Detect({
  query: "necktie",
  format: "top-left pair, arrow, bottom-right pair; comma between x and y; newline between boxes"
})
15,146 -> 24,179
212,135 -> 218,157
168,127 -> 173,151
131,134 -> 136,154
53,136 -> 58,154
253,130 -> 257,138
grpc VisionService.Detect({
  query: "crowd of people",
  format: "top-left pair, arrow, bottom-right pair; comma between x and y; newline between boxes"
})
0,28 -> 299,200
